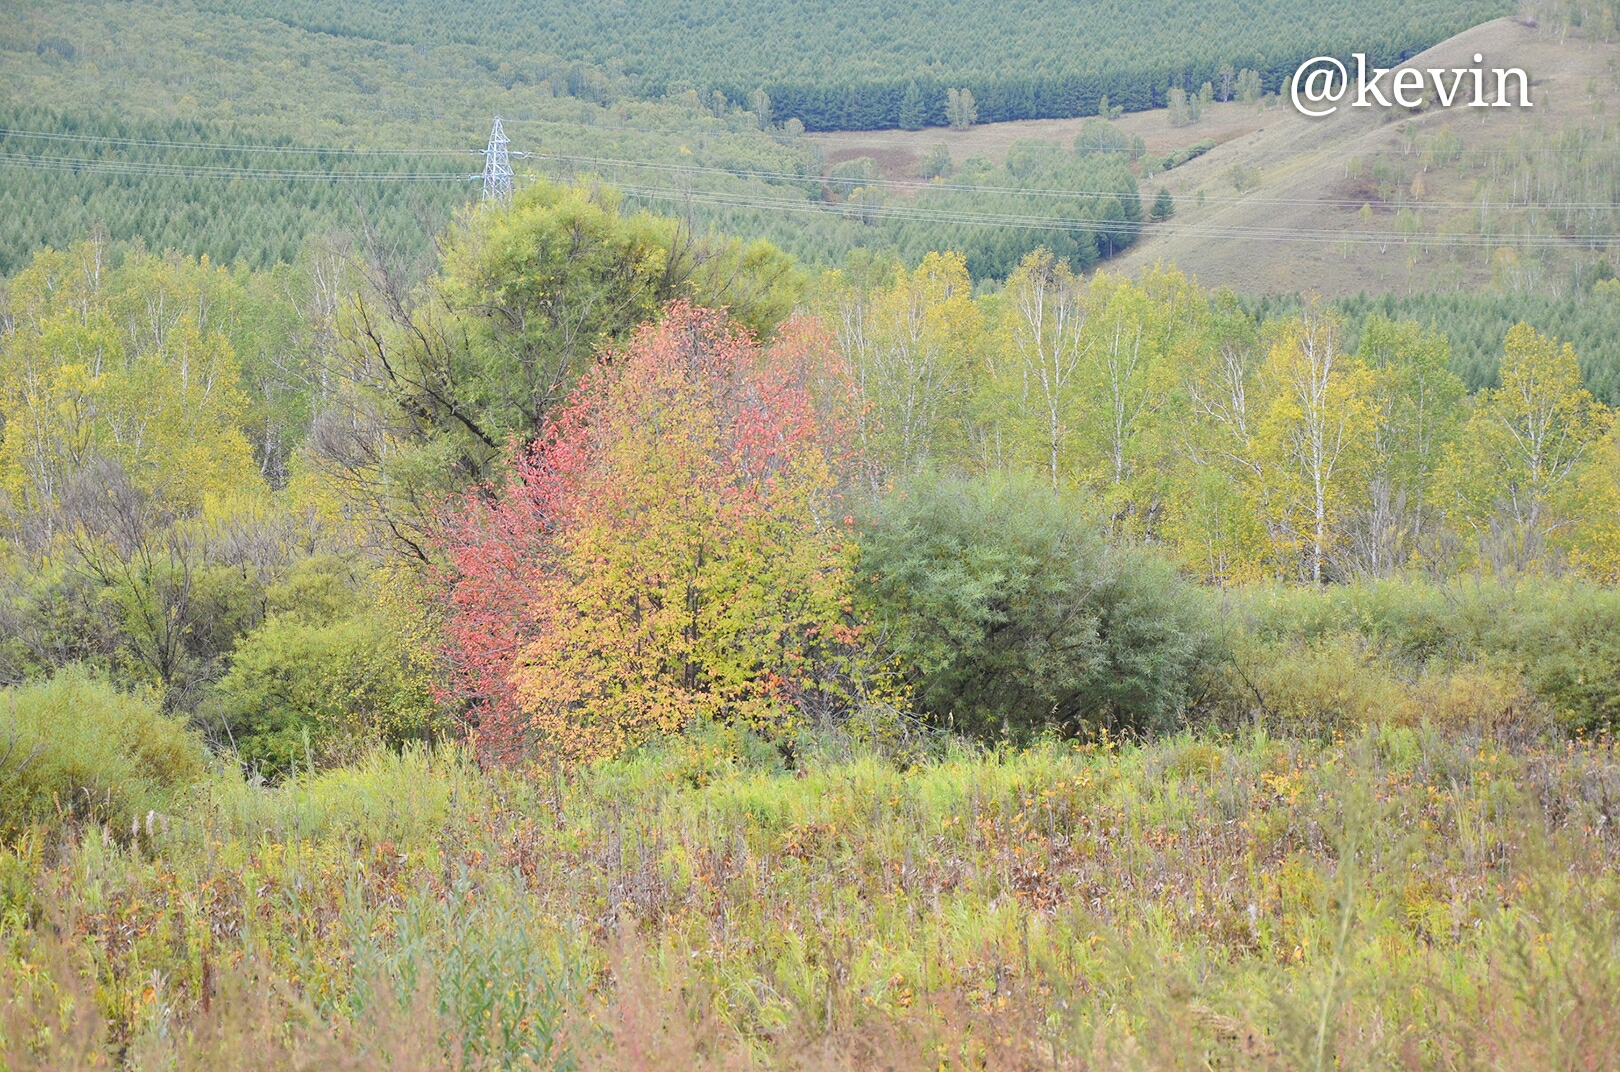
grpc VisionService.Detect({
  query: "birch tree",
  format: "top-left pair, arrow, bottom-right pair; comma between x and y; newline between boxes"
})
1438,323 -> 1611,573
1254,308 -> 1373,583
998,249 -> 1087,487
828,251 -> 981,488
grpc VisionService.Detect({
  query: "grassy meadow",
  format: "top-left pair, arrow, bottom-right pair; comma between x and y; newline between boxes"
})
6,574 -> 1620,1068
3,720 -> 1617,1069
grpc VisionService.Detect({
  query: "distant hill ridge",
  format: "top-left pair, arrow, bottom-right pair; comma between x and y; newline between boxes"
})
194,0 -> 1510,130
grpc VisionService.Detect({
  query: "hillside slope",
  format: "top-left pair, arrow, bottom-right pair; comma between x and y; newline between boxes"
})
1110,17 -> 1615,295
186,0 -> 1507,130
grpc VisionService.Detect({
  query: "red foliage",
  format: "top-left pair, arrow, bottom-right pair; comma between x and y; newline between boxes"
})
432,302 -> 858,763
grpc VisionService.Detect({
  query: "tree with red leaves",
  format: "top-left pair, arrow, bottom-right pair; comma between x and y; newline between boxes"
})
433,302 -> 862,763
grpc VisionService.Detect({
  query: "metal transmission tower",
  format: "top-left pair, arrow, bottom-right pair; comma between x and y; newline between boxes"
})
481,116 -> 513,204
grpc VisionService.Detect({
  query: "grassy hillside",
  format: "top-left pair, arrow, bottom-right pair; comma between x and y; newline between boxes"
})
1107,17 -> 1620,296
0,2 -> 1147,277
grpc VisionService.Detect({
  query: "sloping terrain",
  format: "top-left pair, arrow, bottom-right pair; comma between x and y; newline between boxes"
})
1110,16 -> 1609,295
814,16 -> 1620,297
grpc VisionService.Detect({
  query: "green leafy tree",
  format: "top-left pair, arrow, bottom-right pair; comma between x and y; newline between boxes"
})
321,180 -> 802,554
858,473 -> 1212,739
1437,323 -> 1613,572
1236,68 -> 1263,103
1075,118 -> 1131,157
945,87 -> 977,129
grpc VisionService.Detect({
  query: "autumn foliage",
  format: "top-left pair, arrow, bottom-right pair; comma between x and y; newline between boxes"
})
434,302 -> 860,762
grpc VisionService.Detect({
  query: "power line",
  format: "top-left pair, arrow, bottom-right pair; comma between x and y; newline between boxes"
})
2,139 -> 1618,249
7,124 -> 1620,211
1,149 -> 1613,248
13,118 -> 1620,161
529,149 -> 1620,212
0,127 -> 474,156
608,181 -> 1620,248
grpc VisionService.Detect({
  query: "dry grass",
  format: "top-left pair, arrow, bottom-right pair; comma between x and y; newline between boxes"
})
2,723 -> 1618,1070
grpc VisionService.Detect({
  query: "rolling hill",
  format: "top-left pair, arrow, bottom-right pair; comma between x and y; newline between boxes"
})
1107,15 -> 1613,296
811,12 -> 1620,299
185,0 -> 1509,129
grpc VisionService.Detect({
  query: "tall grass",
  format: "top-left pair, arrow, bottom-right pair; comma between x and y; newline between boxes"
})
1214,578 -> 1620,738
3,723 -> 1618,1068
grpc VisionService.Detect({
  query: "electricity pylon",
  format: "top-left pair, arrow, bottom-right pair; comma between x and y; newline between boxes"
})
481,116 -> 512,204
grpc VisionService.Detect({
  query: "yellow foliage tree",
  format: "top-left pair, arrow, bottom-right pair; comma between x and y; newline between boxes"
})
1574,425 -> 1620,582
0,238 -> 262,516
1251,308 -> 1375,583
824,251 -> 983,489
1074,266 -> 1202,529
1436,323 -> 1613,574
989,249 -> 1088,487
1161,294 -> 1272,583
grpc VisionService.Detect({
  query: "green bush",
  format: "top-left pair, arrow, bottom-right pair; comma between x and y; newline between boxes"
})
858,473 -> 1216,739
209,556 -> 445,777
216,611 -> 443,777
0,667 -> 204,840
1159,138 -> 1215,171
1228,579 -> 1620,735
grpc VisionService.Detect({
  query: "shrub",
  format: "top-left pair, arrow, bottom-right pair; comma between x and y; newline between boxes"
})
858,473 -> 1215,739
215,611 -> 442,777
210,556 -> 444,777
0,667 -> 204,839
1227,579 -> 1620,735
1159,139 -> 1215,172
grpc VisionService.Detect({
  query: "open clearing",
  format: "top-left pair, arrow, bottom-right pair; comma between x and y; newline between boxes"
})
813,18 -> 1612,296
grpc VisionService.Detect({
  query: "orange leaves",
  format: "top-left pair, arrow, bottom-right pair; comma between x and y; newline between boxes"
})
436,302 -> 861,763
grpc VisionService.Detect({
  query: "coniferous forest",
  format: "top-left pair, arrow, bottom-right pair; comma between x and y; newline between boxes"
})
191,0 -> 1510,129
4,2 -> 1620,1070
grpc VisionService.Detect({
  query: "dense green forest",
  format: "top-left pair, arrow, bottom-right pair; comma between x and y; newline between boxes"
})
0,111 -> 475,274
191,0 -> 1510,129
0,105 -> 1143,282
1,0 -> 1156,277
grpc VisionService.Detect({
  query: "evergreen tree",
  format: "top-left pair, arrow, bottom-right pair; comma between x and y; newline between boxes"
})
899,80 -> 925,130
1152,187 -> 1175,221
